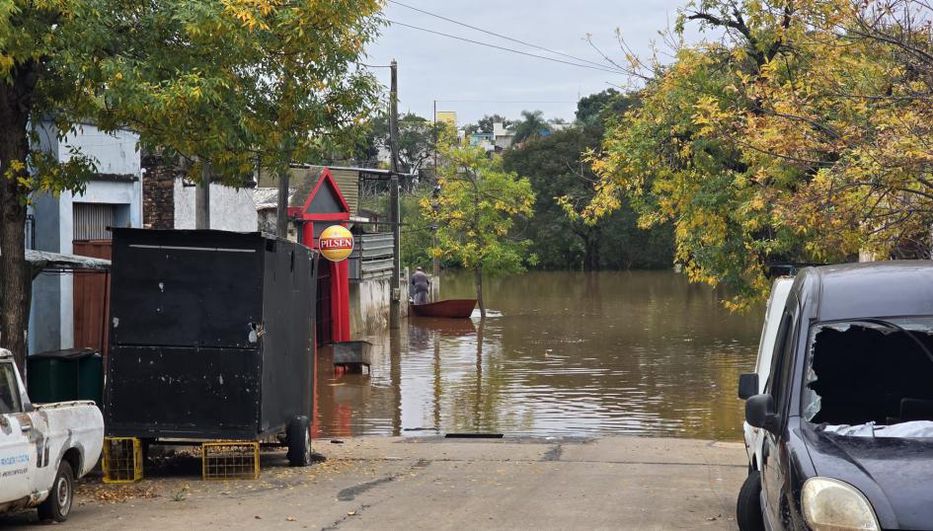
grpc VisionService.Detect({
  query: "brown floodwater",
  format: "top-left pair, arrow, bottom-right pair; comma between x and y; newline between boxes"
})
313,271 -> 762,440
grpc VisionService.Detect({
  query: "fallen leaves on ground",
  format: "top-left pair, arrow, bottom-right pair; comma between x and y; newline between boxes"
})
78,483 -> 160,504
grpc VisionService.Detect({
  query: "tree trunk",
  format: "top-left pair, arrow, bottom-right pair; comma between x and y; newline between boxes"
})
474,266 -> 485,319
583,235 -> 600,271
581,227 -> 601,272
0,68 -> 34,374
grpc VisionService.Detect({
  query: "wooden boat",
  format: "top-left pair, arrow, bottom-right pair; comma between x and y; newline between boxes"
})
410,317 -> 477,336
410,299 -> 477,319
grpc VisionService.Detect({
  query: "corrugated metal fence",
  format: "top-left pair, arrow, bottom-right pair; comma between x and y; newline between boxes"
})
348,233 -> 393,281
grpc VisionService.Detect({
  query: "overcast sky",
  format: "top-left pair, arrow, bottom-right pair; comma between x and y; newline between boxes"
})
364,0 -> 704,125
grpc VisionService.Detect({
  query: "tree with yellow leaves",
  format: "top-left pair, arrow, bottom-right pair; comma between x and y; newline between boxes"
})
425,137 -> 536,318
587,0 -> 932,309
1,0 -> 383,369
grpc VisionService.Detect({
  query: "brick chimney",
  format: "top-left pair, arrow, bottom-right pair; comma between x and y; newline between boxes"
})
142,152 -> 177,229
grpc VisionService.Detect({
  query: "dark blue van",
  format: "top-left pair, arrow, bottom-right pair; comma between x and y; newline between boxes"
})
738,262 -> 933,531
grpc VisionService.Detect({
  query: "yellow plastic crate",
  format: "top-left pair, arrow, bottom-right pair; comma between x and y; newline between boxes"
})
201,441 -> 260,480
102,437 -> 143,483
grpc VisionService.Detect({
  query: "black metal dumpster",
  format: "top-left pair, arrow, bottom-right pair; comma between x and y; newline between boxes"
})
104,229 -> 318,465
27,348 -> 103,405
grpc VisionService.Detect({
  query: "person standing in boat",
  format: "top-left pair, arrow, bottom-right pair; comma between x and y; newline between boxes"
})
410,266 -> 431,305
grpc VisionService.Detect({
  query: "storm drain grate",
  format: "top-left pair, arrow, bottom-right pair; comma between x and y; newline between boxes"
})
201,441 -> 260,480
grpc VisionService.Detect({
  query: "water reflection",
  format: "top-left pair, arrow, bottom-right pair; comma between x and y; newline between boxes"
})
314,271 -> 761,440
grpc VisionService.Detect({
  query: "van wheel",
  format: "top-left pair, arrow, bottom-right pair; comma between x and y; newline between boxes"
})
286,416 -> 312,467
38,460 -> 74,522
737,470 -> 765,531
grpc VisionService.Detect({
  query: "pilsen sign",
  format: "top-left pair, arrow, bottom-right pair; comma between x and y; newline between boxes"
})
318,225 -> 354,262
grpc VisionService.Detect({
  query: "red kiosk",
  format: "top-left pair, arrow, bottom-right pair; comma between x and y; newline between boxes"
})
289,168 -> 352,345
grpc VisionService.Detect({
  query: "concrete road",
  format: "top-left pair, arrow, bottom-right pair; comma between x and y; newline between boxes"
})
1,437 -> 747,530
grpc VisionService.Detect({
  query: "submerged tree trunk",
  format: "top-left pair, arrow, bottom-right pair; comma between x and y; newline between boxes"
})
576,225 -> 601,272
0,66 -> 36,373
474,266 -> 485,319
583,229 -> 601,272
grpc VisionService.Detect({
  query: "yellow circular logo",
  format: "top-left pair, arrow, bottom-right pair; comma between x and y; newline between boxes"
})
319,225 -> 354,262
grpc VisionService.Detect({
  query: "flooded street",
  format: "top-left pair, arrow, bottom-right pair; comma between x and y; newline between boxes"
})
314,271 -> 762,440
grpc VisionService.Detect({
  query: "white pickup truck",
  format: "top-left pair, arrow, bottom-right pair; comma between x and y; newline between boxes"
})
0,348 -> 104,522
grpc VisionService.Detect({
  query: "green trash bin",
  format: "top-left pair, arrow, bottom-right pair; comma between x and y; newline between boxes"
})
27,348 -> 103,406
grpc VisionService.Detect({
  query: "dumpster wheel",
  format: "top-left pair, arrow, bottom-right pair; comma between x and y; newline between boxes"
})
286,416 -> 311,467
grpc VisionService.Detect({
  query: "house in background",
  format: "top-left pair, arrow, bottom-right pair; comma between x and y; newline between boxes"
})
141,152 -> 257,232
256,165 -> 401,341
28,122 -> 142,355
465,122 -> 515,153
254,165 -> 361,238
469,132 -> 495,152
493,121 -> 515,151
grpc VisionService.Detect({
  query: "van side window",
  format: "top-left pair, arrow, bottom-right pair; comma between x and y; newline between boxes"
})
774,312 -> 798,412
765,312 -> 793,404
0,362 -> 23,414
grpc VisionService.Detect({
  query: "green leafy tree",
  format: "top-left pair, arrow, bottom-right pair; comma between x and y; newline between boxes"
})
400,191 -> 435,269
503,125 -> 672,271
463,114 -> 513,136
360,188 -> 434,269
396,113 -> 443,174
335,117 -> 383,167
341,112 -> 442,172
511,110 -> 550,144
575,89 -> 638,131
461,123 -> 479,136
426,136 -> 536,318
504,127 -> 602,270
0,0 -> 383,369
477,114 -> 512,134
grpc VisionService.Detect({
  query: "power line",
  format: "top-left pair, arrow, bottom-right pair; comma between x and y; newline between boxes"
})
435,99 -> 577,104
388,0 -> 619,73
386,19 -> 625,75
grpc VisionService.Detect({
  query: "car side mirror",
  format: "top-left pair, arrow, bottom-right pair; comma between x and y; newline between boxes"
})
746,394 -> 779,433
738,373 -> 759,400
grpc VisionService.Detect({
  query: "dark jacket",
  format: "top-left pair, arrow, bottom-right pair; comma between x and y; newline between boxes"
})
410,270 -> 430,292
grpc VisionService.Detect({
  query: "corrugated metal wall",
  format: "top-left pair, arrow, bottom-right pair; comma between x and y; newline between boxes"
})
348,232 -> 394,281
73,203 -> 115,240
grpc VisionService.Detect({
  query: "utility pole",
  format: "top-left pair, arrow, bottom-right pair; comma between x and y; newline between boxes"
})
431,184 -> 441,301
431,100 -> 440,300
195,160 -> 210,229
276,164 -> 289,238
389,59 -> 402,329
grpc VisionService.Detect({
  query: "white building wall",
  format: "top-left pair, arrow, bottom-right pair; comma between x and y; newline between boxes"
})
174,179 -> 258,232
349,272 -> 413,337
28,123 -> 142,353
60,125 -> 142,176
350,279 -> 391,334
